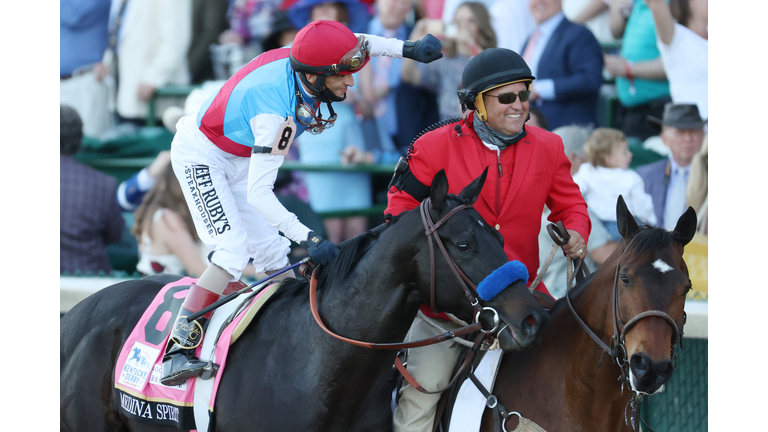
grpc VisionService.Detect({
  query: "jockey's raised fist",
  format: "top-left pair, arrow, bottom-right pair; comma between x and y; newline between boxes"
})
403,34 -> 443,63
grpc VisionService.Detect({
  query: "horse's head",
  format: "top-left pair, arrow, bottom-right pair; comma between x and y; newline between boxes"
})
612,195 -> 696,395
417,169 -> 549,352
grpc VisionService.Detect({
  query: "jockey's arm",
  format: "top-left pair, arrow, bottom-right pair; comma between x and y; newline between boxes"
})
355,33 -> 443,64
354,33 -> 405,59
246,113 -> 312,245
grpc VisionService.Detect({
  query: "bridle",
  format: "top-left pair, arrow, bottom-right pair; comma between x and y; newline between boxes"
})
564,231 -> 686,430
308,197 -> 505,393
419,197 -> 485,316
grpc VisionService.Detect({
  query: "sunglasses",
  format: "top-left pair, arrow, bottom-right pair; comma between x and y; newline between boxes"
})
484,90 -> 531,104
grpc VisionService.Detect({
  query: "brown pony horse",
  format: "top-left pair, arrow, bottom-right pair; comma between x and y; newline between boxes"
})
474,196 -> 697,432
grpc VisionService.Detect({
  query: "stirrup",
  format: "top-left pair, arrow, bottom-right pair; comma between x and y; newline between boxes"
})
160,351 -> 220,386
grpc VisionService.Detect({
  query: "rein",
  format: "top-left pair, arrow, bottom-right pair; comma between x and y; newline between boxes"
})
307,198 -> 500,393
309,273 -> 483,349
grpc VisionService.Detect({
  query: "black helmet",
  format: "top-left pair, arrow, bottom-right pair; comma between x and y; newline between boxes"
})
457,48 -> 535,122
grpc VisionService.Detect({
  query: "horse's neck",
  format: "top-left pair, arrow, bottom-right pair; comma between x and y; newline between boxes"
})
548,269 -> 633,427
317,224 -> 423,344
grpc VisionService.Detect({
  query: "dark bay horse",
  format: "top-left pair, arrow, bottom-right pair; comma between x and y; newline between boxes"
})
60,169 -> 549,432
471,196 -> 697,432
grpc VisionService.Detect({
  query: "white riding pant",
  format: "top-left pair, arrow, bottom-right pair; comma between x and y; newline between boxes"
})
170,115 -> 291,280
393,314 -> 464,432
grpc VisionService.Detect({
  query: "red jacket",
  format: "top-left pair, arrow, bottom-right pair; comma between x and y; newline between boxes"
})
386,115 -> 590,316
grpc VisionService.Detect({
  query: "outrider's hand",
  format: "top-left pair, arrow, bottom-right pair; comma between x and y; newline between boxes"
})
301,231 -> 339,266
403,34 -> 443,63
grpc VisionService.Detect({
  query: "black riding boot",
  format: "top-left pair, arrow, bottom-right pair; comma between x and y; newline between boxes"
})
160,283 -> 221,386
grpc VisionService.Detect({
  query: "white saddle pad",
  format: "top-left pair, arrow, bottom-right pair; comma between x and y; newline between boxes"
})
448,349 -> 503,432
192,289 -> 259,432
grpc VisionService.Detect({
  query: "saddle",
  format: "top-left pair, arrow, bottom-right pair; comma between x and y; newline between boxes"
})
113,277 -> 282,431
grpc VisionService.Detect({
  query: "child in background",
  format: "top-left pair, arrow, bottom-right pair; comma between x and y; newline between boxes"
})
132,161 -> 210,277
573,128 -> 657,240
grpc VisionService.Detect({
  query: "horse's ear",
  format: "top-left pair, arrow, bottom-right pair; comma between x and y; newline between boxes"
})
616,195 -> 639,239
457,167 -> 488,205
672,206 -> 697,246
430,169 -> 450,212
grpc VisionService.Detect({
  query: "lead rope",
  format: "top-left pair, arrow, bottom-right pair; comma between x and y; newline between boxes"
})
528,241 -> 559,293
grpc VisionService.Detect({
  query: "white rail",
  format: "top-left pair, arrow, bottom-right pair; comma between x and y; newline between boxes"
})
59,277 -> 708,339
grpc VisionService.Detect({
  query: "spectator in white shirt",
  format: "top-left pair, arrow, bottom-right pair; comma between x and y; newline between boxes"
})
646,0 -> 708,120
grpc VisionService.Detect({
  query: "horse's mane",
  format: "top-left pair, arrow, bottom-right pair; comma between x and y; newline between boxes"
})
316,224 -> 387,288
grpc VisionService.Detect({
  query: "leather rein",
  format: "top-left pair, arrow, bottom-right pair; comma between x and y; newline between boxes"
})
308,198 -> 499,393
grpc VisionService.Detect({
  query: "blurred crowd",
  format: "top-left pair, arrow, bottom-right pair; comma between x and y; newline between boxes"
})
61,0 -> 708,295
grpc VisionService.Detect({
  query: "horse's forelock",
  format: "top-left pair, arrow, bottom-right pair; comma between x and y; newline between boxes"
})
623,225 -> 676,264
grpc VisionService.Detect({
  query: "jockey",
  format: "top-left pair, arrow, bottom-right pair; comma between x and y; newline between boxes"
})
162,20 -> 444,386
385,48 -> 591,431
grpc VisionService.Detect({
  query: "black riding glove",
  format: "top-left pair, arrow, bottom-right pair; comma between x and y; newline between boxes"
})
301,231 -> 339,266
403,34 -> 443,63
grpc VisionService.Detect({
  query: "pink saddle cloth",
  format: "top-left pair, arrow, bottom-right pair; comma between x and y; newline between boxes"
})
113,277 -> 269,431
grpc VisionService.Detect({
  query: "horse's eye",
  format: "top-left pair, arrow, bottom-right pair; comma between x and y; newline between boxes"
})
456,242 -> 471,251
620,275 -> 631,286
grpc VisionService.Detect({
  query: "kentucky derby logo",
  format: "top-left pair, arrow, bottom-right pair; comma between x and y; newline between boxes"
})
185,165 -> 231,237
119,342 -> 160,390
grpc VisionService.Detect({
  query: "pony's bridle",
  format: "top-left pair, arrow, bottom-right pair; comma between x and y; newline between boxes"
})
564,233 -> 686,430
566,235 -> 684,372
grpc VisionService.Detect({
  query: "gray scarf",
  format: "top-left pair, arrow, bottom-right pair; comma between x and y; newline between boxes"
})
473,112 -> 527,150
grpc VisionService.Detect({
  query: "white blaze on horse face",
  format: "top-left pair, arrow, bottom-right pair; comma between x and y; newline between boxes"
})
652,259 -> 674,273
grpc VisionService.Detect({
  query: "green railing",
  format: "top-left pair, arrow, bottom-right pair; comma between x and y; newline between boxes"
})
642,337 -> 708,431
147,84 -> 202,127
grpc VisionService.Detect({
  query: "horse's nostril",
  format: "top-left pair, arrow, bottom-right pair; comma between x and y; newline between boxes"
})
522,314 -> 540,337
630,354 -> 651,377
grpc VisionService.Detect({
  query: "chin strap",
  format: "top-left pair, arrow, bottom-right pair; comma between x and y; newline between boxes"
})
297,71 -> 346,103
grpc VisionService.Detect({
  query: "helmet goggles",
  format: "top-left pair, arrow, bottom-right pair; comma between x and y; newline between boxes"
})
290,35 -> 370,76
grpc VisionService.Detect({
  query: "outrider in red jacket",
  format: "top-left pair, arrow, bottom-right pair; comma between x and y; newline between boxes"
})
385,115 -> 590,317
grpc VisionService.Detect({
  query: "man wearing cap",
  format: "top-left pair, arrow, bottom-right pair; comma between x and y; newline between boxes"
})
637,102 -> 706,230
386,48 -> 590,432
160,20 -> 443,386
